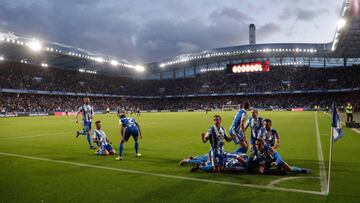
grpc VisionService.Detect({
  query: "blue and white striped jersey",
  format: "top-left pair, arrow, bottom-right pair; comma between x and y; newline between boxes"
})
245,117 -> 264,139
78,104 -> 94,122
93,129 -> 109,146
230,109 -> 247,132
205,125 -> 228,154
257,128 -> 280,147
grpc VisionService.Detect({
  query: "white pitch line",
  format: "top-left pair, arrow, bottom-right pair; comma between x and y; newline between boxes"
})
0,152 -> 326,196
0,132 -> 72,140
314,113 -> 328,193
323,112 -> 360,135
267,176 -> 320,187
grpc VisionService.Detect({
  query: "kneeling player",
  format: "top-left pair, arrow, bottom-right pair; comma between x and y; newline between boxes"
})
93,121 -> 116,156
190,115 -> 234,172
250,139 -> 311,174
116,113 -> 143,160
256,119 -> 280,150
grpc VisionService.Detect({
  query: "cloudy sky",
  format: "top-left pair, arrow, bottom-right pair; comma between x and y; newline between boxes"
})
0,0 -> 343,63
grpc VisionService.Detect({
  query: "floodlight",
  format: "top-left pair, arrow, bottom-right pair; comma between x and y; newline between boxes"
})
337,18 -> 346,30
135,65 -> 145,72
28,40 -> 43,52
95,57 -> 104,63
110,60 -> 119,66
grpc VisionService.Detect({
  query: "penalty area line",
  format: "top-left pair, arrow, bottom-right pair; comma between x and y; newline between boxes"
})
0,152 -> 326,196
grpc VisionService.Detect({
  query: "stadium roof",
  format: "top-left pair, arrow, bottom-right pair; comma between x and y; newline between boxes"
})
0,0 -> 359,76
0,32 -> 145,76
331,0 -> 360,57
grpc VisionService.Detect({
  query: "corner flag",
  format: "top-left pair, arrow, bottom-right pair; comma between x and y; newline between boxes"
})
331,102 -> 343,142
327,102 -> 344,195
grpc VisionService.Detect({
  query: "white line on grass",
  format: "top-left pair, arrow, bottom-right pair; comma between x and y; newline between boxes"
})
0,132 -> 72,140
0,152 -> 326,196
323,111 -> 360,135
314,113 -> 328,193
267,176 -> 320,187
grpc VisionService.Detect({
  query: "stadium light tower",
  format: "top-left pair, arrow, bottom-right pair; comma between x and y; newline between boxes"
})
249,24 -> 256,45
27,39 -> 43,52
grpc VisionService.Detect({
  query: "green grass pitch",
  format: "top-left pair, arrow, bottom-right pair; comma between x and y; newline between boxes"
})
0,111 -> 359,202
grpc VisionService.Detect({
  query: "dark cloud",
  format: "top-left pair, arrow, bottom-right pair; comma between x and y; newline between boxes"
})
257,23 -> 282,41
0,0 -> 339,63
279,7 -> 328,21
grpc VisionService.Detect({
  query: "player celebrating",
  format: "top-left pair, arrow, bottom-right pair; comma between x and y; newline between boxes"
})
229,101 -> 250,154
93,121 -> 116,156
245,109 -> 264,150
76,97 -> 96,150
256,119 -> 280,149
196,115 -> 234,172
249,139 -> 311,174
116,113 -> 143,160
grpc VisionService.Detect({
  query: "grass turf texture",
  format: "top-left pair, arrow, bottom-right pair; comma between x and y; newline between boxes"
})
0,111 -> 359,202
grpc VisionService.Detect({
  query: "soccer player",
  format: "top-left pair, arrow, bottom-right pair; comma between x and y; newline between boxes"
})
229,101 -> 250,154
76,97 -> 96,150
136,107 -> 140,117
244,109 -> 264,150
93,120 -> 116,156
249,139 -> 311,174
256,119 -> 280,149
179,154 -> 208,166
115,113 -> 143,160
222,153 -> 249,173
197,115 -> 234,172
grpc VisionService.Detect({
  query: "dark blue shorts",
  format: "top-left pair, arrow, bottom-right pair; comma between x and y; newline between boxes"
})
124,127 -> 139,142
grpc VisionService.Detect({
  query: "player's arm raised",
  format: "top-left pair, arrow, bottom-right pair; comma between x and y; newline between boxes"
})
201,132 -> 208,143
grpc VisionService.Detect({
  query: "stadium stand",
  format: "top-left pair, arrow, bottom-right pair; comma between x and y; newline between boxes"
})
1,61 -> 359,96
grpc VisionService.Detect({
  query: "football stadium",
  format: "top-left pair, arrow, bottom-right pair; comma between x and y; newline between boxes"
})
1,0 -> 360,202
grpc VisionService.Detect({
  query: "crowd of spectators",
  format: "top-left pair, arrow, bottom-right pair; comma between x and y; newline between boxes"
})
1,92 -> 359,113
1,62 -> 360,96
0,61 -> 359,113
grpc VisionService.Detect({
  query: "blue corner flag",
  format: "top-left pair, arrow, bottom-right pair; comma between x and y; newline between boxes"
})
332,103 -> 343,142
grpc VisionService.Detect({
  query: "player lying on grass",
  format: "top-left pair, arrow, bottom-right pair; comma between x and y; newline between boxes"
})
92,120 -> 116,156
190,153 -> 248,173
249,139 -> 311,174
230,101 -> 250,154
256,118 -> 280,150
245,109 -> 264,150
116,113 -> 143,160
179,154 -> 208,166
76,97 -> 96,150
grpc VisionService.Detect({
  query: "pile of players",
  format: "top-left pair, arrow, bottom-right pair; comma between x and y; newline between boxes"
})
180,102 -> 311,175
75,97 -> 143,160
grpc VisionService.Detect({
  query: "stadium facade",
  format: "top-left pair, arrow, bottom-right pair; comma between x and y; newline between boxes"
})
0,0 -> 359,100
